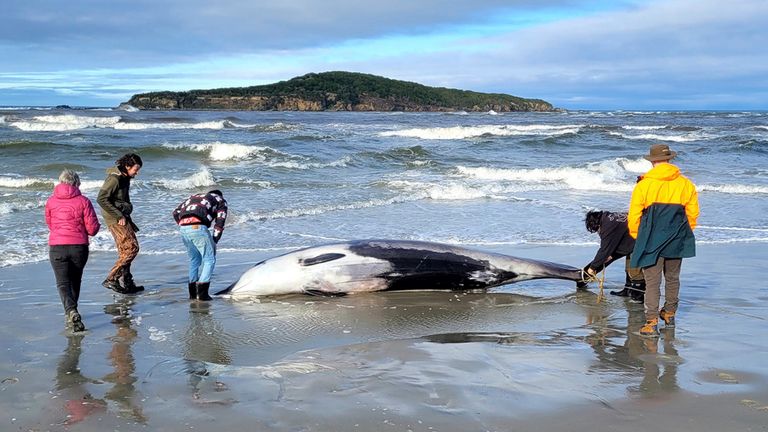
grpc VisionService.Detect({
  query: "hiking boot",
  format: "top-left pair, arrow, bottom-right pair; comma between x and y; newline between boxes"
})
659,309 -> 676,327
639,319 -> 659,337
103,278 -> 130,294
68,309 -> 85,332
122,273 -> 145,293
196,282 -> 212,301
188,282 -> 197,300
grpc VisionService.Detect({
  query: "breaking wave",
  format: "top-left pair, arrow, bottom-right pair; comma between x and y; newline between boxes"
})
380,124 -> 583,140
4,114 -> 294,132
153,168 -> 218,190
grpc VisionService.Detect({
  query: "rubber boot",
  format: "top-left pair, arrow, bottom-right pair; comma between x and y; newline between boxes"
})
610,287 -> 631,297
629,280 -> 646,303
611,274 -> 632,297
188,282 -> 197,300
196,282 -> 213,301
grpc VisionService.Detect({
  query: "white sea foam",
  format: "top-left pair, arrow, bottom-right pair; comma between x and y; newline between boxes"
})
6,114 -> 271,131
0,176 -> 49,188
607,131 -> 711,142
164,141 -> 276,161
115,120 -> 232,130
148,326 -> 172,342
0,176 -> 102,190
237,195 -> 423,222
699,184 -> 768,194
267,155 -> 351,170
698,225 -> 768,232
385,180 -> 509,201
697,238 -> 768,244
379,124 -> 582,140
155,168 -> 217,190
9,115 -> 122,131
622,125 -> 667,130
0,200 -> 45,214
232,178 -> 275,188
455,159 -> 635,192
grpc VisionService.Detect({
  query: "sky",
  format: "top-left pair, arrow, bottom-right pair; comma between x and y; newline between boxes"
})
1,0 -> 766,110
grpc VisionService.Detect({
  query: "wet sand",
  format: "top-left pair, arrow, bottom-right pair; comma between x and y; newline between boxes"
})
0,243 -> 766,431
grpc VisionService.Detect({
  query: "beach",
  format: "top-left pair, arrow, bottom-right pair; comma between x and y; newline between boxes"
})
1,242 -> 766,431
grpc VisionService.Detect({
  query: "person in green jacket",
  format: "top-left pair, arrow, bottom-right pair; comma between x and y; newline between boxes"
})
97,153 -> 144,294
629,144 -> 699,337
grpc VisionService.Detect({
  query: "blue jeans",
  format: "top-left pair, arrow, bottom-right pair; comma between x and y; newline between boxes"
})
180,225 -> 216,283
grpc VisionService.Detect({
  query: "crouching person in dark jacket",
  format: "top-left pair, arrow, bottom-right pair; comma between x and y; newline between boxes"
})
172,190 -> 228,301
584,210 -> 646,302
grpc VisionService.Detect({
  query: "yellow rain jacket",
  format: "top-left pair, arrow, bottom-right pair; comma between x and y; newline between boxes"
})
628,162 -> 699,239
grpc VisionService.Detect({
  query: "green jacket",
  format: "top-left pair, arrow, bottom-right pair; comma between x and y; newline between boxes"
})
97,167 -> 139,230
630,203 -> 695,268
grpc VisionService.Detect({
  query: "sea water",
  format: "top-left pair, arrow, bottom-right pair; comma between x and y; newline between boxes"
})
2,108 -> 766,268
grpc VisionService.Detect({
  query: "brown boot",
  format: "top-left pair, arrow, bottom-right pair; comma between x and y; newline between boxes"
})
659,309 -> 676,327
639,318 -> 659,337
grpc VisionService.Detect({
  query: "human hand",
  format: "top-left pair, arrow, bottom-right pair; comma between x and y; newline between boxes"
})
118,217 -> 126,226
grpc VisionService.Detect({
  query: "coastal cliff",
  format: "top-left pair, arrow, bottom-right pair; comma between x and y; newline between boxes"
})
125,72 -> 555,112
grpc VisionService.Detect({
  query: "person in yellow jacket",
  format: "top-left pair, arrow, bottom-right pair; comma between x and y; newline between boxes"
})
628,144 -> 699,337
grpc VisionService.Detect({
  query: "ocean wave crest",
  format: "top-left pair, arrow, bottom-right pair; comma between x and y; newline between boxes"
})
455,159 -> 635,192
385,180 -> 513,201
5,114 -> 293,132
379,124 -> 582,140
607,130 -> 713,142
9,115 -> 122,131
163,141 -> 280,161
0,176 -> 102,190
698,184 -> 768,194
154,168 -> 218,190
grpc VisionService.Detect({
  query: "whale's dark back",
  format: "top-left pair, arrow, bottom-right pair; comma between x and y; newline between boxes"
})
348,240 -> 518,291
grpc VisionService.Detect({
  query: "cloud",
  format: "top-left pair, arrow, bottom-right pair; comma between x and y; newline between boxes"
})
1,0 -> 767,108
1,0 -> 571,69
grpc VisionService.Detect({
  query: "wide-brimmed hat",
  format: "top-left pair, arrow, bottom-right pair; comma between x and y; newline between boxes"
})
644,144 -> 677,162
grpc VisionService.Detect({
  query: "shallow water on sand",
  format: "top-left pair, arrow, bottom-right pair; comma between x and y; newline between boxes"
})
0,243 -> 766,431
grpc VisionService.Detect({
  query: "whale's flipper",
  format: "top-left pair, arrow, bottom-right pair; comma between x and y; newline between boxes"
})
215,282 -> 236,296
300,253 -> 345,266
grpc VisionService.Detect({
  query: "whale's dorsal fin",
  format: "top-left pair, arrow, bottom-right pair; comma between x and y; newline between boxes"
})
299,253 -> 345,266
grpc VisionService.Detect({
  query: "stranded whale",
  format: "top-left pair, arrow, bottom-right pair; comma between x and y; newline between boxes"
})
217,240 -> 588,298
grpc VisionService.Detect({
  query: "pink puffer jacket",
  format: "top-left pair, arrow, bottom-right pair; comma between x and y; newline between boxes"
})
45,183 -> 101,245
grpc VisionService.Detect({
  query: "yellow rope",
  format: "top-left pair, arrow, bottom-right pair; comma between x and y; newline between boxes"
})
595,268 -> 606,303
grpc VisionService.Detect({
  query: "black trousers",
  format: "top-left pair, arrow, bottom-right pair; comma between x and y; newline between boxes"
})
49,245 -> 89,314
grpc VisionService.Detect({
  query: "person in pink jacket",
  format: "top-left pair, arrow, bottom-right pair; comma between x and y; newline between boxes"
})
45,169 -> 100,332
